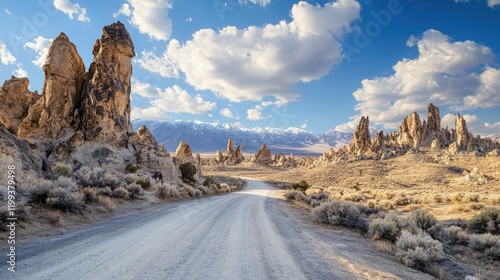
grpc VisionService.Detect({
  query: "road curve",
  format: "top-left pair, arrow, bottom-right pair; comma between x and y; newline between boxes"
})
4,179 -> 432,280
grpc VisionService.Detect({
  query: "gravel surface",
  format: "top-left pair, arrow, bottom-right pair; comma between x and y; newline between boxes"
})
4,179 -> 432,280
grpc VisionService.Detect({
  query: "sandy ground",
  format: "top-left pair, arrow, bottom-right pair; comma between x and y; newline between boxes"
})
3,179 -> 431,280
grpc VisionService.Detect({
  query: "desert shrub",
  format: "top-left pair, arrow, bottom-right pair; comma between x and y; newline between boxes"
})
285,190 -> 312,205
97,196 -> 115,212
74,167 -> 120,189
395,230 -> 443,268
156,184 -> 180,199
203,177 -> 216,187
135,179 -> 151,190
54,162 -> 72,177
126,184 -> 144,199
366,199 -> 377,209
410,209 -> 437,232
285,190 -> 298,201
378,199 -> 395,210
197,186 -> 211,195
112,187 -> 129,200
97,187 -> 112,196
369,217 -> 399,242
442,226 -> 469,245
450,192 -> 464,203
467,207 -> 500,234
312,200 -> 367,231
81,187 -> 98,204
30,177 -> 84,213
125,163 -> 139,173
468,233 -> 500,260
291,180 -> 309,192
310,192 -> 329,201
179,163 -> 197,183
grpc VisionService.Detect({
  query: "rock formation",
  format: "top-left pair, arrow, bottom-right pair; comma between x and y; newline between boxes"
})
81,22 -> 135,146
397,112 -> 423,149
455,113 -> 473,151
347,116 -> 371,155
0,77 -> 40,134
253,143 -> 272,163
214,137 -> 244,165
18,33 -> 86,139
174,140 -> 201,181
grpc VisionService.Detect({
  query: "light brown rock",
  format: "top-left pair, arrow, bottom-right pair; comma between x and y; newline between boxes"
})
348,116 -> 371,155
18,33 -> 85,139
0,77 -> 40,134
397,112 -> 423,149
253,143 -> 272,163
81,22 -> 135,146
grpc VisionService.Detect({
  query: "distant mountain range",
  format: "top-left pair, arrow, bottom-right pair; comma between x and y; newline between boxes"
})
131,120 -> 353,156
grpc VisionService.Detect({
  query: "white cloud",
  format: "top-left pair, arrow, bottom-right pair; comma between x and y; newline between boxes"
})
247,105 -> 270,120
300,121 -> 307,129
0,41 -> 16,65
137,0 -> 360,103
338,29 -> 498,131
113,3 -> 131,18
488,0 -> 500,7
23,36 -> 54,68
442,113 -> 500,138
53,0 -> 90,22
114,0 -> 173,41
12,64 -> 28,77
5,9 -> 12,15
240,0 -> 272,7
186,17 -> 193,22
220,108 -> 238,119
131,81 -> 216,120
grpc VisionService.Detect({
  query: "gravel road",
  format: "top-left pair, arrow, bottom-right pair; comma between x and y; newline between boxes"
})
3,179 -> 432,280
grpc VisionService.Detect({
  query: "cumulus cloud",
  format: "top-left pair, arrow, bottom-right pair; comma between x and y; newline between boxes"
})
24,36 -> 54,68
12,64 -> 28,77
114,0 -> 173,41
442,113 -> 500,138
220,108 -> 238,119
247,105 -> 270,120
186,17 -> 193,22
137,0 -> 360,103
240,0 -> 272,7
0,41 -> 16,65
131,80 -> 216,120
53,0 -> 90,22
337,29 -> 499,132
488,0 -> 500,7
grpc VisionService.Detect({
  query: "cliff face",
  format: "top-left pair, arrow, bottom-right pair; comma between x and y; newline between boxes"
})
82,22 -> 135,146
0,77 -> 40,134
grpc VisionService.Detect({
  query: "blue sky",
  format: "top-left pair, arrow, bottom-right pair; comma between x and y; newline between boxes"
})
0,0 -> 499,136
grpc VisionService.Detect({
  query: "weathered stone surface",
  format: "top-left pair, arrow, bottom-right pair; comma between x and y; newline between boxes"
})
301,155 -> 314,167
0,77 -> 40,135
372,130 -> 384,151
424,103 -> 441,144
253,143 -> 272,163
214,150 -> 223,163
18,33 -> 85,139
347,116 -> 371,155
136,125 -> 157,146
215,137 -> 245,165
0,125 -> 52,179
81,22 -> 135,146
174,140 -> 201,180
455,113 -> 473,151
397,112 -> 423,149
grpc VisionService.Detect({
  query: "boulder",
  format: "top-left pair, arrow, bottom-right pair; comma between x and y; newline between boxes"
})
18,33 -> 86,139
81,22 -> 135,146
0,77 -> 40,135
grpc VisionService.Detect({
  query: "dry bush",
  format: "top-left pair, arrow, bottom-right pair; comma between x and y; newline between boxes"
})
468,233 -> 500,260
97,187 -> 112,197
395,230 -> 443,268
126,184 -> 144,199
73,166 -> 120,189
197,185 -> 212,195
54,162 -> 72,177
285,190 -> 312,205
97,196 -> 115,212
450,192 -> 465,204
366,199 -> 377,209
156,184 -> 180,199
81,187 -> 98,204
312,200 -> 367,231
467,207 -> 500,234
442,226 -> 469,246
410,209 -> 437,232
30,177 -> 84,213
378,199 -> 395,211
374,240 -> 396,255
369,216 -> 399,242
112,187 -> 129,200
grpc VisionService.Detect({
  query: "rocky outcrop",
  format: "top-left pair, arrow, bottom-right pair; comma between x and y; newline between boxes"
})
174,140 -> 201,181
214,137 -> 244,165
0,125 -> 52,179
455,113 -> 473,151
347,116 -> 371,155
81,22 -> 135,146
397,112 -> 423,149
253,143 -> 272,163
0,77 -> 40,134
18,33 -> 86,139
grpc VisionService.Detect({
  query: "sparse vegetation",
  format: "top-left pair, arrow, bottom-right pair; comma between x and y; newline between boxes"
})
30,177 -> 85,213
291,180 -> 309,192
468,233 -> 500,260
126,184 -> 144,199
312,200 -> 367,231
156,183 -> 180,199
112,187 -> 129,200
369,216 -> 399,242
125,163 -> 139,173
467,207 -> 500,234
179,162 -> 197,183
135,179 -> 151,190
54,162 -> 72,177
395,230 -> 443,268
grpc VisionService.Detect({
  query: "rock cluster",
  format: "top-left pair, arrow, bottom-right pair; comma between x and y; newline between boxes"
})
0,77 -> 40,134
252,143 -> 272,163
214,137 -> 244,165
315,103 -> 499,164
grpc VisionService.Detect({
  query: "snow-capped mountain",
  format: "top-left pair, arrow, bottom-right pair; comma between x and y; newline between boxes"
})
131,120 -> 353,156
